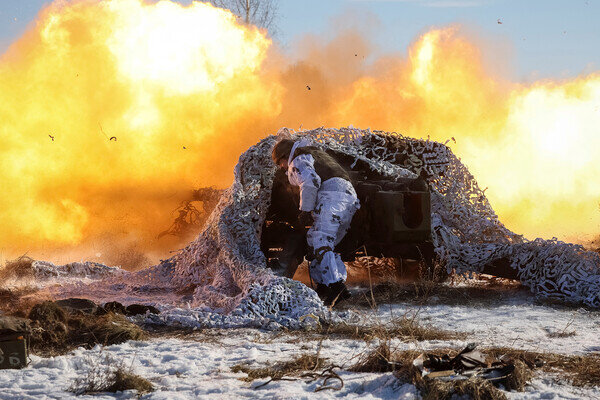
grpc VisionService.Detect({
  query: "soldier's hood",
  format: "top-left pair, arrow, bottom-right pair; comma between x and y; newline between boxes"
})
288,137 -> 314,165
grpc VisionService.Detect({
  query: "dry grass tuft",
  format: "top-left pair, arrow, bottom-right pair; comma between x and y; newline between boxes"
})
485,347 -> 600,388
313,315 -> 464,342
546,330 -> 577,338
103,245 -> 151,271
352,280 -> 526,308
105,369 -> 155,394
350,341 -> 395,373
0,257 -> 40,316
29,301 -> 67,324
83,313 -> 147,346
387,316 -> 464,341
69,353 -> 153,395
0,256 -> 35,281
28,302 -> 146,356
419,377 -> 507,400
231,353 -> 326,382
0,286 -> 41,317
504,360 -> 533,392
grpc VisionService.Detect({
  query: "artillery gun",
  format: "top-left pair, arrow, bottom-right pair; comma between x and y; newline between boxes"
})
261,148 -> 519,282
261,148 -> 439,281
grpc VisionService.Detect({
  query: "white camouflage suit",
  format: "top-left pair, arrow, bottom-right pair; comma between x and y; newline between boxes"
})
286,141 -> 360,285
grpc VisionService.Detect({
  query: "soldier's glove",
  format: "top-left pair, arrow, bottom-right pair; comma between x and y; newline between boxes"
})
298,211 -> 314,227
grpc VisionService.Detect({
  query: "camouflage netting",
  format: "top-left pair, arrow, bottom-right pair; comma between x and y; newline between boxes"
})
15,127 -> 600,328
168,127 -> 600,311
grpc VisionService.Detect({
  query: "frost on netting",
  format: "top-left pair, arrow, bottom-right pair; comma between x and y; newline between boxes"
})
24,127 -> 600,328
168,127 -> 599,312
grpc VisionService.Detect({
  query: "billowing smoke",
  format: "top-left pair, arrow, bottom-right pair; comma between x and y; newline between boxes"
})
1,0 -> 599,268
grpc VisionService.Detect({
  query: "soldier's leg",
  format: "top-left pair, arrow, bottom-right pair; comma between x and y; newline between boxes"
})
307,202 -> 347,285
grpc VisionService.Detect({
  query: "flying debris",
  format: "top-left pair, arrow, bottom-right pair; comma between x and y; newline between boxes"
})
183,146 -> 187,149
48,134 -> 54,142
306,85 -> 311,90
451,137 -> 456,143
109,136 -> 117,141
497,19 -> 502,24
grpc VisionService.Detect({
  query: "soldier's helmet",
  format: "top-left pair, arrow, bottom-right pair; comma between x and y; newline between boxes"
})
271,138 -> 295,165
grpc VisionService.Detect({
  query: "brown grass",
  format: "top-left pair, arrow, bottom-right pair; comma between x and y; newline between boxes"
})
350,344 -> 519,399
484,347 -> 600,388
0,257 -> 42,316
586,234 -> 600,254
419,378 -> 507,400
105,369 -> 154,394
349,341 -> 397,373
547,330 -> 577,338
0,255 -> 35,281
311,315 -> 465,342
0,286 -> 40,317
504,360 -> 533,392
351,280 -> 526,308
28,302 -> 146,356
29,301 -> 67,323
231,353 -> 326,382
81,313 -> 147,345
352,344 -> 599,390
69,353 -> 153,395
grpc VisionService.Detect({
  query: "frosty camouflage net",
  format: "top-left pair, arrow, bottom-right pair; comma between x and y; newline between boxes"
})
20,127 -> 600,328
169,127 -> 600,313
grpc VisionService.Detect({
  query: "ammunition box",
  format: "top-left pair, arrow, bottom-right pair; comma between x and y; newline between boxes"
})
0,336 -> 28,369
371,191 -> 431,243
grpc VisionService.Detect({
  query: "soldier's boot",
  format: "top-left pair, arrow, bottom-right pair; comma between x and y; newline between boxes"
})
325,281 -> 351,306
315,283 -> 330,301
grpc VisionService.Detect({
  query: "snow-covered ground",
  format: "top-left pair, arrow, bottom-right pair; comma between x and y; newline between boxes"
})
377,301 -> 600,355
1,289 -> 599,400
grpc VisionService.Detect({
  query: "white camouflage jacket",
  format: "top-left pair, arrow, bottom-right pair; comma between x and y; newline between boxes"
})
287,152 -> 321,211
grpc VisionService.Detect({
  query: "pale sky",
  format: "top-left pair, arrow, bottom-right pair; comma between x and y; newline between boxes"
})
1,0 -> 599,81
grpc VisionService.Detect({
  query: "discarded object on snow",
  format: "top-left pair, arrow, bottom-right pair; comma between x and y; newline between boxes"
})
412,343 -> 514,386
0,316 -> 30,369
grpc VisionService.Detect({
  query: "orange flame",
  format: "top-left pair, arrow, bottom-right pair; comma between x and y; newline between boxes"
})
286,27 -> 600,244
1,1 -> 598,266
0,0 -> 279,265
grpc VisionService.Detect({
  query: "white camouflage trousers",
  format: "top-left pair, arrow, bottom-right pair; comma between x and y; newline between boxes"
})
307,178 -> 360,285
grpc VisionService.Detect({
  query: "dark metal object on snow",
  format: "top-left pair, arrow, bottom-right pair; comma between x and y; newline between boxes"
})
412,343 -> 516,386
0,316 -> 30,369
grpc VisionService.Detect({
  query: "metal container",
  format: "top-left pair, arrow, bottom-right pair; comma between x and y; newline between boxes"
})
0,335 -> 28,369
371,190 -> 431,243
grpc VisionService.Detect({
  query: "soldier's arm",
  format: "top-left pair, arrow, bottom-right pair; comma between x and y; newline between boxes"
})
288,154 -> 321,211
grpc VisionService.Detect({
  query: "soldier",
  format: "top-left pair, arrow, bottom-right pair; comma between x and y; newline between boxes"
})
272,138 -> 360,305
